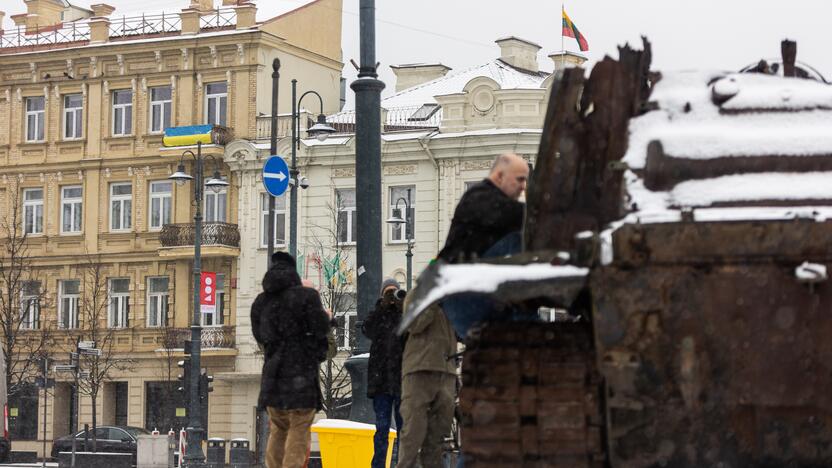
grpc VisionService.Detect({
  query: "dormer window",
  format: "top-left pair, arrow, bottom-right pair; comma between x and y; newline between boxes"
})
408,104 -> 440,122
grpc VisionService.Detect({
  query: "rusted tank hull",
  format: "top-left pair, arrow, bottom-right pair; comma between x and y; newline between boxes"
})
592,262 -> 832,467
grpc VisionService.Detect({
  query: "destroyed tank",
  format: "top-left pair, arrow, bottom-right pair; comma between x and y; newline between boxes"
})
403,39 -> 832,467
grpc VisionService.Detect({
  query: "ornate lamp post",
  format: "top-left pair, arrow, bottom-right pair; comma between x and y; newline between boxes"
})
386,188 -> 413,290
168,142 -> 228,466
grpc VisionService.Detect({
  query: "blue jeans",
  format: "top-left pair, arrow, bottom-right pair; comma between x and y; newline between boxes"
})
441,232 -> 538,339
372,394 -> 403,468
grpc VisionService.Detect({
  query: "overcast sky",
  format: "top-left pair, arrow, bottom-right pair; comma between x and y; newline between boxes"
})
4,0 -> 830,96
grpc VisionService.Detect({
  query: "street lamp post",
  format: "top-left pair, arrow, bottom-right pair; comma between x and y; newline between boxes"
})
386,188 -> 413,290
168,142 -> 229,467
288,79 -> 336,257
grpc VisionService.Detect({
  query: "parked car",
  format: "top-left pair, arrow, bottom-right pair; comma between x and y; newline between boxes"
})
51,425 -> 150,459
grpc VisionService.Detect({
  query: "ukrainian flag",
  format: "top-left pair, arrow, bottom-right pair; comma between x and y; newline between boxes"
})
163,125 -> 215,147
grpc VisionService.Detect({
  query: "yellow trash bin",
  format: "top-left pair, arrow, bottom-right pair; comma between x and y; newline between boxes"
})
312,419 -> 397,468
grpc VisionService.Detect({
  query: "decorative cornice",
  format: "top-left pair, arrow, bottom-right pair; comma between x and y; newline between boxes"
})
461,160 -> 492,171
331,167 -> 355,178
383,164 -> 417,176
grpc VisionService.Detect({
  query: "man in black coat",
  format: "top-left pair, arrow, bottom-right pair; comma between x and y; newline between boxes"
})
251,252 -> 330,468
439,153 -> 530,339
362,278 -> 406,468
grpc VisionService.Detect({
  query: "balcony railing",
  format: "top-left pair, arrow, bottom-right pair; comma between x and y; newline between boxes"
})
171,326 -> 235,349
159,222 -> 240,248
255,112 -> 312,140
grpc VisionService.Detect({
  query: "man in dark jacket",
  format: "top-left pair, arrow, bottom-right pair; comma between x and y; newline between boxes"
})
362,277 -> 406,468
251,252 -> 330,468
439,153 -> 529,339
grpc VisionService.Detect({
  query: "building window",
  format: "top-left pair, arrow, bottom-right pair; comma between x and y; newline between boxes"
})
108,278 -> 130,328
201,273 -> 224,327
25,96 -> 45,142
149,181 -> 172,230
260,193 -> 286,248
8,383 -> 38,441
336,311 -> 358,351
205,83 -> 227,126
20,281 -> 40,330
204,186 -> 227,223
149,86 -> 172,134
22,188 -> 44,235
146,277 -> 169,328
112,90 -> 133,136
389,186 -> 415,242
336,189 -> 356,245
61,185 -> 83,234
110,183 -> 132,231
59,280 -> 80,329
63,94 -> 83,140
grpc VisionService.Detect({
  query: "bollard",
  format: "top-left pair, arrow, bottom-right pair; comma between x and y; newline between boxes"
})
229,438 -> 251,467
206,438 -> 227,467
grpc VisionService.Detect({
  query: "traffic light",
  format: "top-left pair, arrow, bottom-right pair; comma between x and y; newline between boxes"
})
199,369 -> 213,403
177,359 -> 190,404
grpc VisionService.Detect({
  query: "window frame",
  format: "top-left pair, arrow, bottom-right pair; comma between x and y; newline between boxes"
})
389,185 -> 416,244
109,182 -> 133,232
108,278 -> 130,329
58,280 -> 80,329
336,189 -> 357,246
148,181 -> 173,231
148,86 -> 172,134
60,185 -> 83,235
22,188 -> 44,236
260,193 -> 287,248
20,281 -> 40,330
204,82 -> 228,127
25,96 -> 45,143
146,277 -> 169,328
111,89 -> 133,137
336,311 -> 358,351
204,185 -> 227,223
63,94 -> 83,140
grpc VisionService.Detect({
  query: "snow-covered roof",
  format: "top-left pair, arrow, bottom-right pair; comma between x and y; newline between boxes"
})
330,59 -> 549,128
620,70 -> 832,225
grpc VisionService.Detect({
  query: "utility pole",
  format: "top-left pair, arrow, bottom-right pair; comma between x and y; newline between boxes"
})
345,0 -> 385,423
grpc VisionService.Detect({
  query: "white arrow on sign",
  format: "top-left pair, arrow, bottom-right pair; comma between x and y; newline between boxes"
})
264,172 -> 287,181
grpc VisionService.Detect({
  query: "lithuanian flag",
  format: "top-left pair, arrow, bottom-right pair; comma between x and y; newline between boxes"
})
562,7 -> 589,52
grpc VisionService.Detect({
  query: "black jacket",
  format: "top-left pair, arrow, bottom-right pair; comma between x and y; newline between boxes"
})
362,294 -> 406,398
438,179 -> 524,263
251,262 -> 331,410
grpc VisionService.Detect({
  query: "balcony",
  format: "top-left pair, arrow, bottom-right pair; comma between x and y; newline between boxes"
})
169,326 -> 236,351
158,222 -> 240,259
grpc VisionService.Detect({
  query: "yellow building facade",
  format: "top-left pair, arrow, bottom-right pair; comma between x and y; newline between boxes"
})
0,0 -> 342,457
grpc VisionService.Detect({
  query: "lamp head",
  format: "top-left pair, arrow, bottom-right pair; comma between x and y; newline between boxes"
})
168,164 -> 193,186
307,114 -> 336,142
205,171 -> 229,193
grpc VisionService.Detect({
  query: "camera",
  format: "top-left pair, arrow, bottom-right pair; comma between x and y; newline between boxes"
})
394,289 -> 407,301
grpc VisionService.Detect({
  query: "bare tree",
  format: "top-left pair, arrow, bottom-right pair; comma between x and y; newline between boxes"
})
0,184 -> 53,410
307,198 -> 355,418
73,255 -> 135,451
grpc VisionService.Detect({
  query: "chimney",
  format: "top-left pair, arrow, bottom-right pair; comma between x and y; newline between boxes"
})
549,51 -> 588,75
495,36 -> 542,73
22,0 -> 64,32
90,3 -> 115,17
190,0 -> 215,12
0,11 -> 5,34
390,63 -> 452,92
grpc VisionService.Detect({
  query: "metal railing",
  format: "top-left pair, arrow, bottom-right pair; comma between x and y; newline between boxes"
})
0,8 -> 237,51
255,112 -> 312,140
159,222 -> 240,248
108,12 -> 182,38
171,326 -> 235,349
0,22 -> 91,49
199,8 -> 237,30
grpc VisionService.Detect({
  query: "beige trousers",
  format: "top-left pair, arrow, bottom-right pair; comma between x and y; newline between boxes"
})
397,371 -> 456,468
266,407 -> 315,468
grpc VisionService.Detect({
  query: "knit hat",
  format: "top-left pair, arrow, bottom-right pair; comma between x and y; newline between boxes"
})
379,277 -> 400,296
271,251 -> 296,268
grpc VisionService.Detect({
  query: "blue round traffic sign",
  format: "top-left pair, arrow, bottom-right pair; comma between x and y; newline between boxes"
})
263,155 -> 290,197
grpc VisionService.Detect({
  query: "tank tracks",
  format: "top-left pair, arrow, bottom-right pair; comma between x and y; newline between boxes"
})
459,322 -> 607,467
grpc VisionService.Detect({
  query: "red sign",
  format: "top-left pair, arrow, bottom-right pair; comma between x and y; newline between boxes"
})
200,272 -> 217,315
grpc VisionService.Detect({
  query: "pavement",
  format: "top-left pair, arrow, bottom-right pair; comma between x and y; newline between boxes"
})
0,464 -> 58,467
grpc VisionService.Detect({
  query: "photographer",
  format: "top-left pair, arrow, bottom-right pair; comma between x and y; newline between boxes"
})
362,278 -> 407,468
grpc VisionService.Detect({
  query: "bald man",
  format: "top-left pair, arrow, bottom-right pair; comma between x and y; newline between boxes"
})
438,153 -> 528,263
